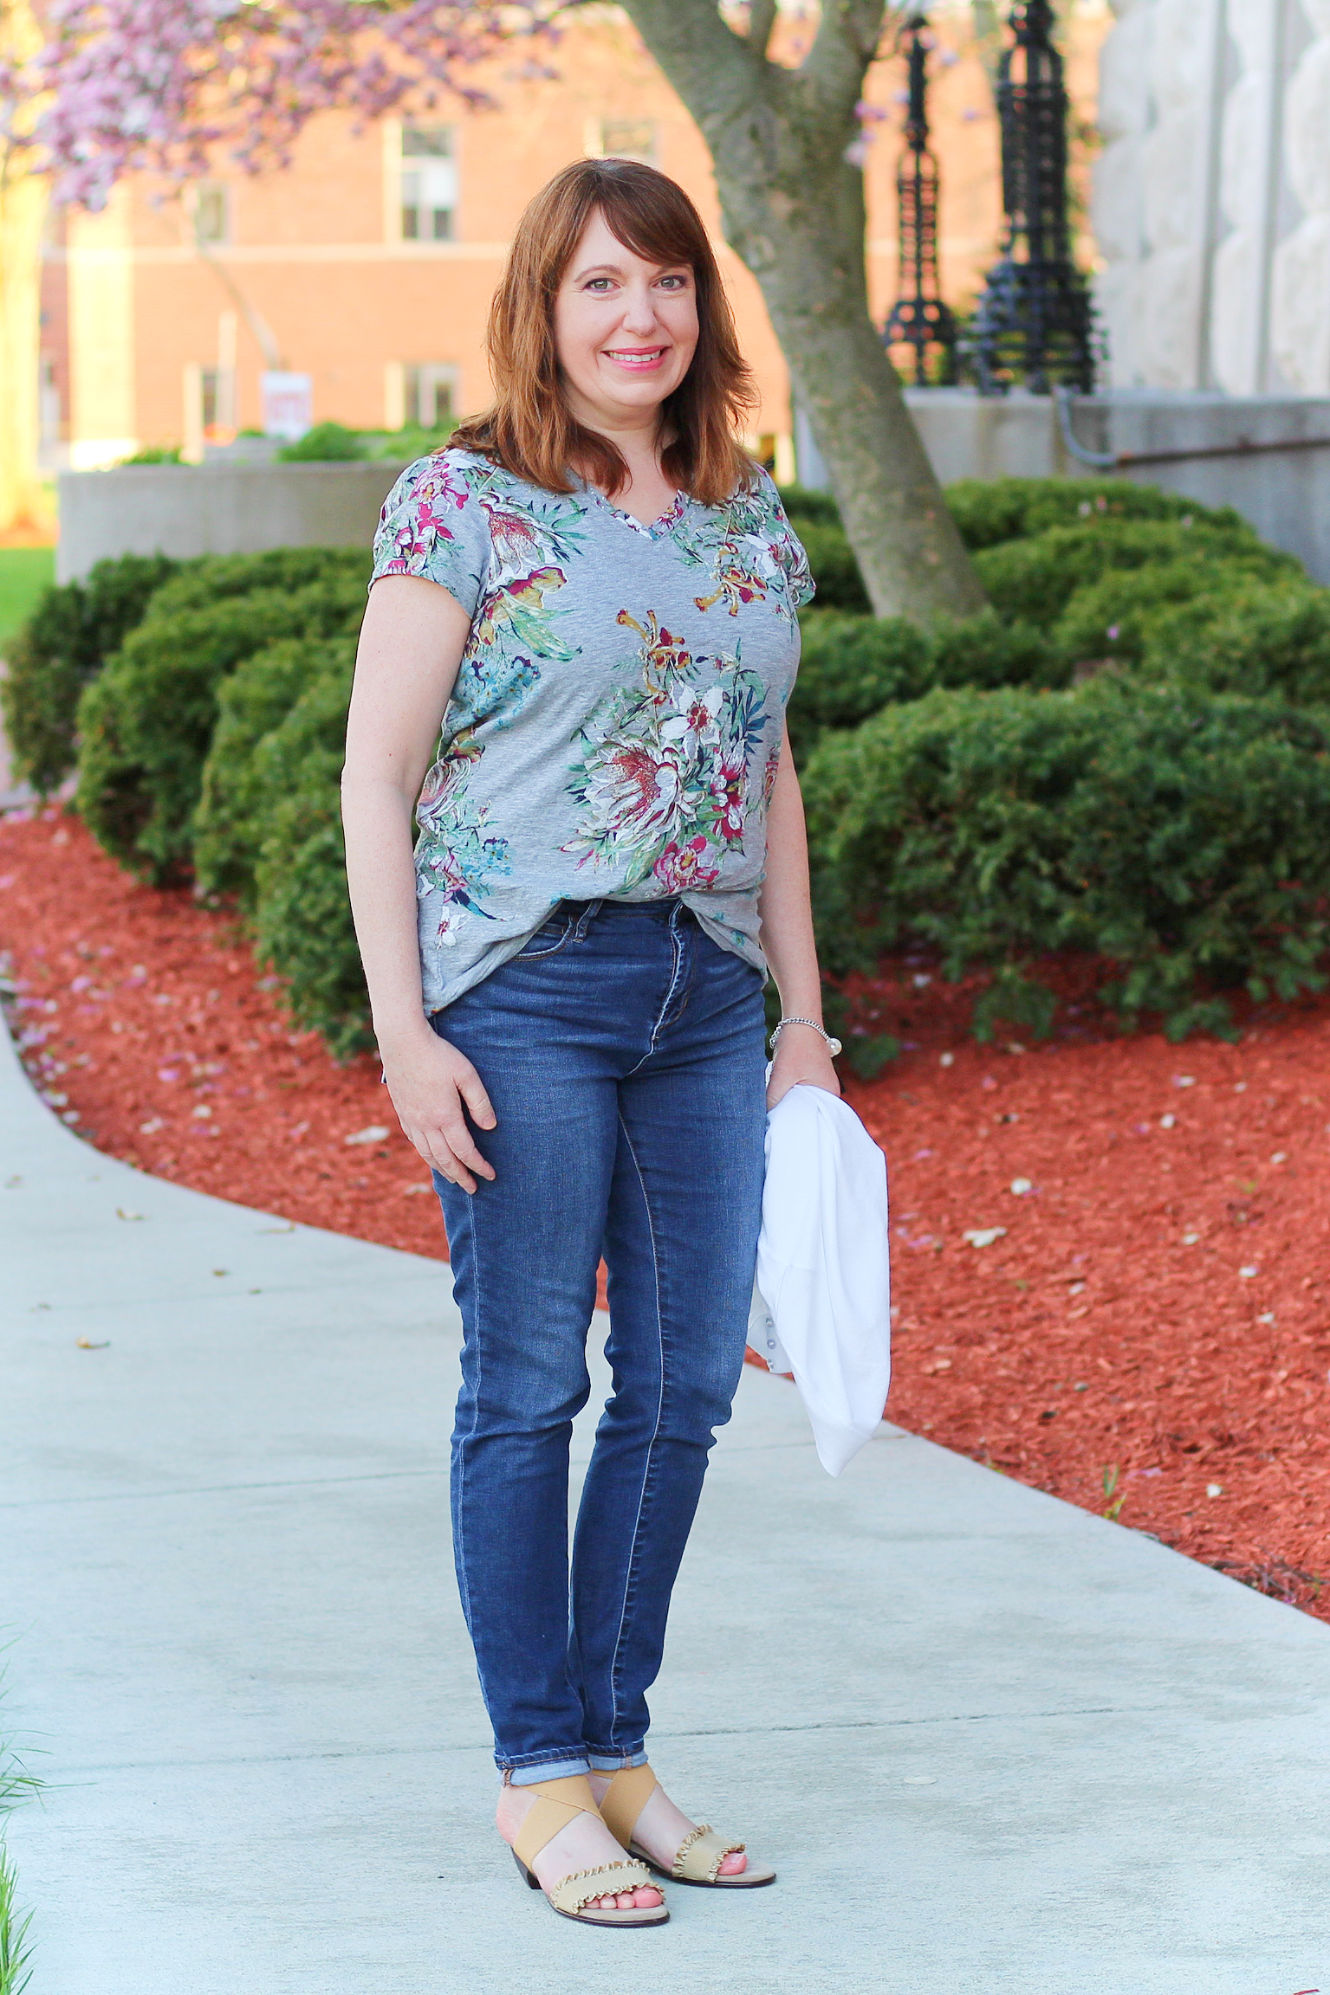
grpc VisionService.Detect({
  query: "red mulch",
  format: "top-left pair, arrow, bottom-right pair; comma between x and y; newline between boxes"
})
2,807 -> 1327,1622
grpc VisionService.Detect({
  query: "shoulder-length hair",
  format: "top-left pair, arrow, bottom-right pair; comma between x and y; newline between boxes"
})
451,158 -> 758,507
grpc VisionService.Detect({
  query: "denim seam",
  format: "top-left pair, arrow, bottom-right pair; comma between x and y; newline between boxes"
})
624,918 -> 687,1078
603,1109 -> 668,1747
453,1199 -> 484,1655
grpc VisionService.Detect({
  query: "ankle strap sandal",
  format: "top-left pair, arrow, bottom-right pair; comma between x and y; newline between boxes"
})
595,1764 -> 777,1888
510,1773 -> 668,1927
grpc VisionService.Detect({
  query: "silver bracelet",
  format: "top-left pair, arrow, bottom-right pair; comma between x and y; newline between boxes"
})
768,1015 -> 843,1058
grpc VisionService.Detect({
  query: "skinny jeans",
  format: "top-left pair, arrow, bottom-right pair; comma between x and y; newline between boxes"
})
429,897 -> 767,1783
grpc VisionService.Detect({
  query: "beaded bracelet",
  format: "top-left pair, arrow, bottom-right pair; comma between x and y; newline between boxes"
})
768,1015 -> 843,1058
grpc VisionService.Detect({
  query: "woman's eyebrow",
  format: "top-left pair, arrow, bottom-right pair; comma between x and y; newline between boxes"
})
569,259 -> 691,283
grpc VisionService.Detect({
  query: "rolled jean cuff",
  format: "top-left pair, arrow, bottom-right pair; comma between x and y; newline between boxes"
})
586,1748 -> 649,1771
505,1755 -> 591,1787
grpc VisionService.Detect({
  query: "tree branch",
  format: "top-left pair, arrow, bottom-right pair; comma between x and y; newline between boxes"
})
618,0 -> 772,130
801,0 -> 892,111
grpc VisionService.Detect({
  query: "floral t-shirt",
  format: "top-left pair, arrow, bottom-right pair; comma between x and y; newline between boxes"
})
369,446 -> 814,1014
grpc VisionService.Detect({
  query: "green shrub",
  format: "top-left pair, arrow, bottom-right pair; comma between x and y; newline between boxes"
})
246,663 -> 365,1054
929,608 -> 1067,692
1139,579 -> 1330,706
789,607 -> 1066,759
804,678 -> 1330,1041
788,613 -> 932,756
974,518 -> 1295,630
776,483 -> 842,528
943,475 -> 1248,551
276,421 -> 365,462
146,545 -> 369,620
76,576 -> 365,883
797,520 -> 871,612
252,775 -> 368,1057
1052,559 -> 1247,672
0,553 -> 180,794
193,635 -> 353,901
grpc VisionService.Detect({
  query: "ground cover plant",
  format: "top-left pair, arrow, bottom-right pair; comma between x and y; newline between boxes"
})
2,807 -> 1325,1625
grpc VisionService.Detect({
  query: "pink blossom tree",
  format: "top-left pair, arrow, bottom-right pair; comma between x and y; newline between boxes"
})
18,0 -> 986,620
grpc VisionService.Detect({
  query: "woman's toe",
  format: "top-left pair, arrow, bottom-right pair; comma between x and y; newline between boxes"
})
718,1850 -> 748,1876
633,1885 -> 663,1908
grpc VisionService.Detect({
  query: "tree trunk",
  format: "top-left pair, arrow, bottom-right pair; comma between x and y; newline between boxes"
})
619,0 -> 987,623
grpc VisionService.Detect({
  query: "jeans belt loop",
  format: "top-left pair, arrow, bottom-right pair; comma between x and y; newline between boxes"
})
574,898 -> 603,940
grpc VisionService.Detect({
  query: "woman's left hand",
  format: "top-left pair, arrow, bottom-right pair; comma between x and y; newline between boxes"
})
766,1029 -> 842,1111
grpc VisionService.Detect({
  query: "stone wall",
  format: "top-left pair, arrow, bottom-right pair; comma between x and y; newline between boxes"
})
1095,0 -> 1330,396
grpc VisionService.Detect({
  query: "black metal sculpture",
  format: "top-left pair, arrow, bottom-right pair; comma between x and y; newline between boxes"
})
969,0 -> 1099,395
882,11 -> 958,386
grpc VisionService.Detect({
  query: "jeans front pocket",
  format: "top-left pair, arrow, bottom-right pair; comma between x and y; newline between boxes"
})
513,911 -> 575,960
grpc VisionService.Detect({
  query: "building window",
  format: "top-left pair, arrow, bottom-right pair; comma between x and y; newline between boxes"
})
405,364 -> 456,429
400,127 -> 456,241
590,118 -> 658,165
193,183 -> 230,247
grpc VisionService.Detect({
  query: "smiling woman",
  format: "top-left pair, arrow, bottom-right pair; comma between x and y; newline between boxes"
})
341,156 -> 838,1929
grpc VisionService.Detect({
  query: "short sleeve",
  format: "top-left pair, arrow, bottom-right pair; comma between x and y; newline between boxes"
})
369,451 -> 491,618
755,469 -> 815,610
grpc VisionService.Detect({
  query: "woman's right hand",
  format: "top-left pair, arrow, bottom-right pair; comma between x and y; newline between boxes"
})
379,1025 -> 497,1193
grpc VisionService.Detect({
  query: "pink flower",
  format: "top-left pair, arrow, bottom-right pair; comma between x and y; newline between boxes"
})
653,836 -> 718,894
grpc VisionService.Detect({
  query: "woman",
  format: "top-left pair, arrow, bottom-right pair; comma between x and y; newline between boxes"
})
342,156 -> 840,1929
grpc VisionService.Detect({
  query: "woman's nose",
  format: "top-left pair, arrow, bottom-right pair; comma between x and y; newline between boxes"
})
618,288 -> 658,333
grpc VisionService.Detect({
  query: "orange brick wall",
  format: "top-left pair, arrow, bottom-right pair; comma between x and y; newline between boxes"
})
52,5 -> 1108,464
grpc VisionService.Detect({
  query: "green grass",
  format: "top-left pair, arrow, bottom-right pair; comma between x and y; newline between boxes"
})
0,1847 -> 33,1995
0,1666 -> 43,1995
0,550 -> 54,652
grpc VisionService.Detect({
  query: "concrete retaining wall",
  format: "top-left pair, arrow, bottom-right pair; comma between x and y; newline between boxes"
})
803,389 -> 1330,585
58,391 -> 1330,588
55,460 -> 411,585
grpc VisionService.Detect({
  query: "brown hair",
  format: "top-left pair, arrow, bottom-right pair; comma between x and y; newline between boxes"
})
451,158 -> 758,506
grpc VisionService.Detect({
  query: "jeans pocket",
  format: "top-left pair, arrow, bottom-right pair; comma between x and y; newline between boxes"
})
513,912 -> 574,960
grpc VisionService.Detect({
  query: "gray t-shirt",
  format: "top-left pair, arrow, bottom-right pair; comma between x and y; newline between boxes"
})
369,446 -> 814,1013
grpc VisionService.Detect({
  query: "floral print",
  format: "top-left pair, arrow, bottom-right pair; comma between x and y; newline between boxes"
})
562,611 -> 767,890
369,447 -> 812,1012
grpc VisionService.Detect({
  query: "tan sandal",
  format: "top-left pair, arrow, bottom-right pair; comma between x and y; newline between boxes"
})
595,1763 -> 777,1888
509,1773 -> 669,1927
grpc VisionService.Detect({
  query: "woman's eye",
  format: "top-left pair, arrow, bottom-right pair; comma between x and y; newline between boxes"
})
659,274 -> 689,290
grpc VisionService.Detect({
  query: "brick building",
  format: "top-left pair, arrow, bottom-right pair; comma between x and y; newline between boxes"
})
38,5 -> 1107,475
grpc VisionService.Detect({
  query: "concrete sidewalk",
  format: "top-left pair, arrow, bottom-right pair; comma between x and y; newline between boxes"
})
2,1007 -> 1329,1995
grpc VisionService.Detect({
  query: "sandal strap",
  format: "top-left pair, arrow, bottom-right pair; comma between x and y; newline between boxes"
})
512,1774 -> 600,1871
594,1763 -> 659,1849
674,1823 -> 745,1882
548,1858 -> 653,1917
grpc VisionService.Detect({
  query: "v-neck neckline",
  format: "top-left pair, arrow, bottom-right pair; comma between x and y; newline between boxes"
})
578,481 -> 690,541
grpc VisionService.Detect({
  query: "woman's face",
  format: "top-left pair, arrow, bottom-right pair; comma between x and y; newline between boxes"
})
552,207 -> 699,434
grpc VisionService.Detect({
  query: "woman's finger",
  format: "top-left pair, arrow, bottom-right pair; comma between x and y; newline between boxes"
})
440,1113 -> 495,1183
455,1060 -> 497,1131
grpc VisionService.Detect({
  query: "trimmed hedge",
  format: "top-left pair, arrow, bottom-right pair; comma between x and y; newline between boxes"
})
0,553 -> 179,794
794,520 -> 871,612
76,576 -> 365,883
804,678 -> 1330,1042
973,518 -> 1296,631
943,475 -> 1249,551
193,635 -> 353,902
788,607 -> 1065,758
145,546 -> 370,620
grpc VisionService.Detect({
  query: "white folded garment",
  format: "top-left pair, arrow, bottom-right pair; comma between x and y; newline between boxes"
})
747,1082 -> 891,1475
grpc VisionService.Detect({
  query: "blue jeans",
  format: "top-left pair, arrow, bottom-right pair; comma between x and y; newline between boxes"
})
429,898 -> 767,1785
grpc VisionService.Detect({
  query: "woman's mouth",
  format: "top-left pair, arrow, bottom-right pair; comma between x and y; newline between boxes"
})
603,347 -> 668,371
